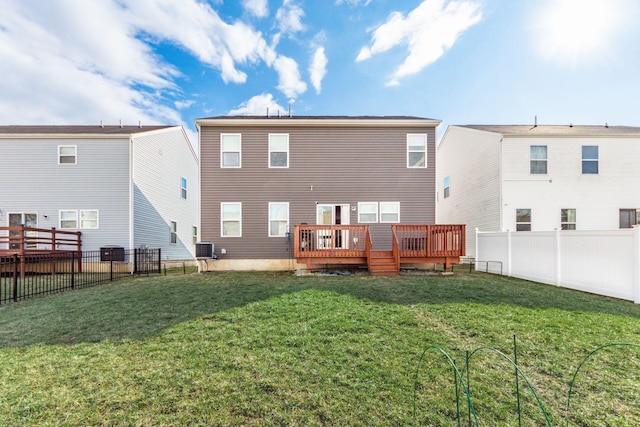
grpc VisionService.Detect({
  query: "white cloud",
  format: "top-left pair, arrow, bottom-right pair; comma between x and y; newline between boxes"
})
0,0 -> 287,127
228,93 -> 286,116
174,100 -> 196,110
275,0 -> 305,37
273,55 -> 308,99
242,0 -> 269,18
309,47 -> 328,94
356,0 -> 482,85
336,0 -> 372,6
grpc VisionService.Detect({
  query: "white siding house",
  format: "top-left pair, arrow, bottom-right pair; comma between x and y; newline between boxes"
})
0,125 -> 198,260
437,124 -> 640,257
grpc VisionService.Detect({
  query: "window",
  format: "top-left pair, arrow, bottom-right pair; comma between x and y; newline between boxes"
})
620,209 -> 640,228
407,134 -> 427,168
170,221 -> 177,244
269,134 -> 289,168
60,210 -> 98,229
192,226 -> 198,245
443,176 -> 450,198
269,203 -> 289,237
380,202 -> 400,223
582,145 -> 598,174
80,210 -> 99,229
530,145 -> 547,174
516,209 -> 531,231
60,210 -> 78,229
358,202 -> 378,223
58,145 -> 77,164
561,209 -> 576,230
221,203 -> 241,237
221,134 -> 241,168
181,177 -> 187,199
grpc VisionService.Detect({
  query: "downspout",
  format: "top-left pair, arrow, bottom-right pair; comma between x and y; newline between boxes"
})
129,136 -> 135,270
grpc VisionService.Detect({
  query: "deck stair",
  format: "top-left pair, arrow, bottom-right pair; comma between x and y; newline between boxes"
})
368,250 -> 399,276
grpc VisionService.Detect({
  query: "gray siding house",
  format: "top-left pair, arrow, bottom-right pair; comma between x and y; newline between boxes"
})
197,115 -> 440,271
0,125 -> 199,260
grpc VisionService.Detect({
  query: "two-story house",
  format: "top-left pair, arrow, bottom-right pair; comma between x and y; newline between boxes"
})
0,125 -> 199,260
437,124 -> 640,257
197,115 -> 462,272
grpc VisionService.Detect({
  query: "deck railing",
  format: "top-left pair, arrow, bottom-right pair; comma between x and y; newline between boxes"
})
392,224 -> 466,258
0,226 -> 82,255
293,225 -> 369,259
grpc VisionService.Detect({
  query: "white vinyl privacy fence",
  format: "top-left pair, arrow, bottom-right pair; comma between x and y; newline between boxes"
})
476,228 -> 640,304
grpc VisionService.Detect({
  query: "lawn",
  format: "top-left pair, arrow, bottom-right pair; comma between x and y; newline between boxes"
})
0,270 -> 639,426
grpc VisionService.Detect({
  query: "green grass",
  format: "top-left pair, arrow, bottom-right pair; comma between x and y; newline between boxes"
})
0,270 -> 639,426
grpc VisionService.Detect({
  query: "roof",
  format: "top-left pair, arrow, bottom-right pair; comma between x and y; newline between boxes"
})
459,124 -> 640,137
0,125 -> 175,136
196,115 -> 441,127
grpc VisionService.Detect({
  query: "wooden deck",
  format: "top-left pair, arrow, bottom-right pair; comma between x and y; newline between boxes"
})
0,226 -> 83,277
294,224 -> 466,275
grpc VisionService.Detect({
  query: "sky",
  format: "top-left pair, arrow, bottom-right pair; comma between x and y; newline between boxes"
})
2,0 -> 640,146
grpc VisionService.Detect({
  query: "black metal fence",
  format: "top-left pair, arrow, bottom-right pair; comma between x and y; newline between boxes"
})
0,248 -> 161,304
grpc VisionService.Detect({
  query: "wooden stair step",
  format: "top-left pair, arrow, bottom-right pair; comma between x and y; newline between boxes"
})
369,250 -> 399,276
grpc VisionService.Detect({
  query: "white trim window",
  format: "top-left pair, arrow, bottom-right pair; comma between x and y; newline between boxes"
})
80,210 -> 99,229
407,134 -> 427,168
181,177 -> 187,199
58,145 -> 77,164
59,210 -> 78,229
170,221 -> 177,244
516,208 -> 531,231
380,202 -> 400,223
530,145 -> 547,174
269,202 -> 289,237
582,145 -> 598,174
269,134 -> 289,168
358,202 -> 378,223
221,203 -> 242,237
221,134 -> 241,168
561,209 -> 576,230
443,176 -> 450,198
192,226 -> 198,245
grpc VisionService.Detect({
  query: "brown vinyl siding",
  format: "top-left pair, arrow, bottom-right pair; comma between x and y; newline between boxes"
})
200,119 -> 437,259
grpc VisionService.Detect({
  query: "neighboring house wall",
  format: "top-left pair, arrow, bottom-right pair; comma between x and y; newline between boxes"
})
436,126 -> 502,257
0,136 -> 130,251
437,124 -> 640,258
132,127 -> 199,259
0,126 -> 198,260
199,117 -> 438,266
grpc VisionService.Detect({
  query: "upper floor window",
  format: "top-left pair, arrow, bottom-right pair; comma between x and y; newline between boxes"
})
221,202 -> 242,237
516,208 -> 531,231
269,202 -> 289,237
58,145 -> 77,164
358,202 -> 378,223
561,209 -> 576,230
443,176 -> 450,198
181,177 -> 187,199
221,134 -> 241,168
170,221 -> 177,244
269,134 -> 289,168
530,145 -> 547,174
380,202 -> 400,223
407,134 -> 427,168
582,145 -> 598,174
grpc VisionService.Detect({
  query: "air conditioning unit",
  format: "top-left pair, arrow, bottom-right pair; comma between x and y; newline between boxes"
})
195,242 -> 216,259
100,246 -> 125,262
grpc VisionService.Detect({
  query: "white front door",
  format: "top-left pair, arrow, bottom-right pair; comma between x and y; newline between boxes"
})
316,204 -> 349,249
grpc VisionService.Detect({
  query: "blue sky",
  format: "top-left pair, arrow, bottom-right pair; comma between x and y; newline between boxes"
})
2,0 -> 640,144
